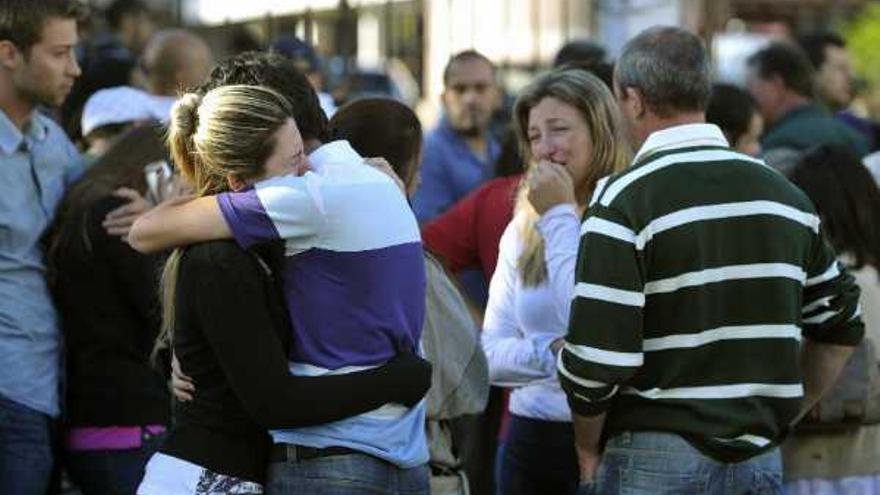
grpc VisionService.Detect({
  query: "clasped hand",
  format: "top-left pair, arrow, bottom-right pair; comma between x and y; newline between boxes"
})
526,160 -> 576,215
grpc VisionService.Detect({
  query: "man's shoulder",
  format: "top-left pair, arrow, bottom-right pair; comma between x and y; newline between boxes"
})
766,107 -> 847,144
597,145 -> 786,211
616,144 -> 755,180
416,132 -> 455,171
423,127 -> 448,148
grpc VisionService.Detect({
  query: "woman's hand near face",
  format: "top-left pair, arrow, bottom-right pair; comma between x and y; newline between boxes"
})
527,161 -> 577,215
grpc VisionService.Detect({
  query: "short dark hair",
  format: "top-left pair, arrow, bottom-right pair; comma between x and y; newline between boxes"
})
329,98 -> 422,189
797,32 -> 846,70
493,125 -> 524,178
789,144 -> 880,270
105,0 -> 149,30
706,83 -> 758,146
615,26 -> 712,117
0,0 -> 87,53
443,49 -> 495,86
552,40 -> 614,89
747,42 -> 814,98
196,51 -> 329,143
553,40 -> 606,68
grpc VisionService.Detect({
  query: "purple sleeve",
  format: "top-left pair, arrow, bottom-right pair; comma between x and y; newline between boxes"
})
216,189 -> 281,249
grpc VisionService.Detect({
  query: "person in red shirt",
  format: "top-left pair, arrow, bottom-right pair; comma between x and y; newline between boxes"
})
422,128 -> 523,281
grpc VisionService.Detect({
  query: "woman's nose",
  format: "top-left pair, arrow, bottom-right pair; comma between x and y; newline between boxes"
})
532,136 -> 553,160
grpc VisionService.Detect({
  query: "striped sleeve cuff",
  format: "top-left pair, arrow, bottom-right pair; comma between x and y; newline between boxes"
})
557,350 -> 619,416
802,261 -> 864,346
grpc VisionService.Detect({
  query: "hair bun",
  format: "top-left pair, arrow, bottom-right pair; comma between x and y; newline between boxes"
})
170,93 -> 203,138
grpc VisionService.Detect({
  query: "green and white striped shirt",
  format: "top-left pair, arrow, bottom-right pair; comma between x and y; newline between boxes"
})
557,124 -> 864,462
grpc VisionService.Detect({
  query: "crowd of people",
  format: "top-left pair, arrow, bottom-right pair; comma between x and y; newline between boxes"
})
0,0 -> 878,495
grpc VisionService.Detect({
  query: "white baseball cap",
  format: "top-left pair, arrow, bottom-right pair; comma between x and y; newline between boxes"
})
81,86 -> 164,137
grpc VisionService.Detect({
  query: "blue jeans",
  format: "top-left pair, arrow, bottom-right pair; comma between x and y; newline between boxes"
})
266,453 -> 429,495
66,429 -> 166,495
498,416 -> 579,495
0,393 -> 54,495
580,431 -> 783,495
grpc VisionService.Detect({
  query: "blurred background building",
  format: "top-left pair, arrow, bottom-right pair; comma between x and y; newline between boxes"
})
81,0 -> 875,121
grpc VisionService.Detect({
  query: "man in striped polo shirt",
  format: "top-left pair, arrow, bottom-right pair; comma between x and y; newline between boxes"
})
558,27 -> 864,494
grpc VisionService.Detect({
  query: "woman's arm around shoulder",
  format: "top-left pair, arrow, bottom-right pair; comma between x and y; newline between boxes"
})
181,241 -> 431,429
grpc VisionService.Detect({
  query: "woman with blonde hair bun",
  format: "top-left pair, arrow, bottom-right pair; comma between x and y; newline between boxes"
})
481,68 -> 630,495
136,85 -> 431,495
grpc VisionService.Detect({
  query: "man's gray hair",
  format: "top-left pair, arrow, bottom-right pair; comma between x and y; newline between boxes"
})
615,26 -> 711,117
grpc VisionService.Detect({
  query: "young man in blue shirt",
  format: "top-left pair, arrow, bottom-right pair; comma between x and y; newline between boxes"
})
0,1 -> 85,493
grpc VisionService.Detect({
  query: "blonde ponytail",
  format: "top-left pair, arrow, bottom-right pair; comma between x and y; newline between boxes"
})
156,84 -> 294,360
152,248 -> 183,362
167,93 -> 202,189
515,184 -> 548,287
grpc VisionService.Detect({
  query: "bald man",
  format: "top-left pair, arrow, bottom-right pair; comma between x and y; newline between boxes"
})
139,29 -> 213,119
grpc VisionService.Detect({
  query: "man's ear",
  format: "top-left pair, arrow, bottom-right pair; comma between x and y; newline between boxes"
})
625,86 -> 647,119
226,174 -> 247,192
0,40 -> 22,71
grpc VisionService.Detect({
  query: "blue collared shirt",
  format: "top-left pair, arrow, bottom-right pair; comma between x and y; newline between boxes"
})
0,109 -> 83,416
412,117 -> 500,223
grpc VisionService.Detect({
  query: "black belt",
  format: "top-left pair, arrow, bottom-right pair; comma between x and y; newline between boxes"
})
269,443 -> 361,463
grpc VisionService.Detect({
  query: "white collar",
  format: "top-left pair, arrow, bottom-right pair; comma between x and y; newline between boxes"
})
634,123 -> 729,163
308,140 -> 362,173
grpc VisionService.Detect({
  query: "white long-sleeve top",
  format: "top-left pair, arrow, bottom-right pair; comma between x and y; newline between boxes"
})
481,203 -> 580,422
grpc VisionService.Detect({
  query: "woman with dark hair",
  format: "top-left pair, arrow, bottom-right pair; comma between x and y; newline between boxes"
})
784,144 -> 880,495
328,97 -> 424,197
706,83 -> 764,157
48,124 -> 173,495
329,97 -> 490,495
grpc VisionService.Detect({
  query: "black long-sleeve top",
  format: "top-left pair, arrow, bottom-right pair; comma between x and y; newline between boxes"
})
52,196 -> 170,427
161,240 -> 429,483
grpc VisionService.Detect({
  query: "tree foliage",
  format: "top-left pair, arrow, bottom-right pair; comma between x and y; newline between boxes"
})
845,3 -> 880,86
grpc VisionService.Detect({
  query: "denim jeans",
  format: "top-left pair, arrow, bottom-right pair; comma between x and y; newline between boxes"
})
582,431 -> 783,495
498,416 -> 579,495
0,393 -> 54,495
266,453 -> 429,495
66,429 -> 166,495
